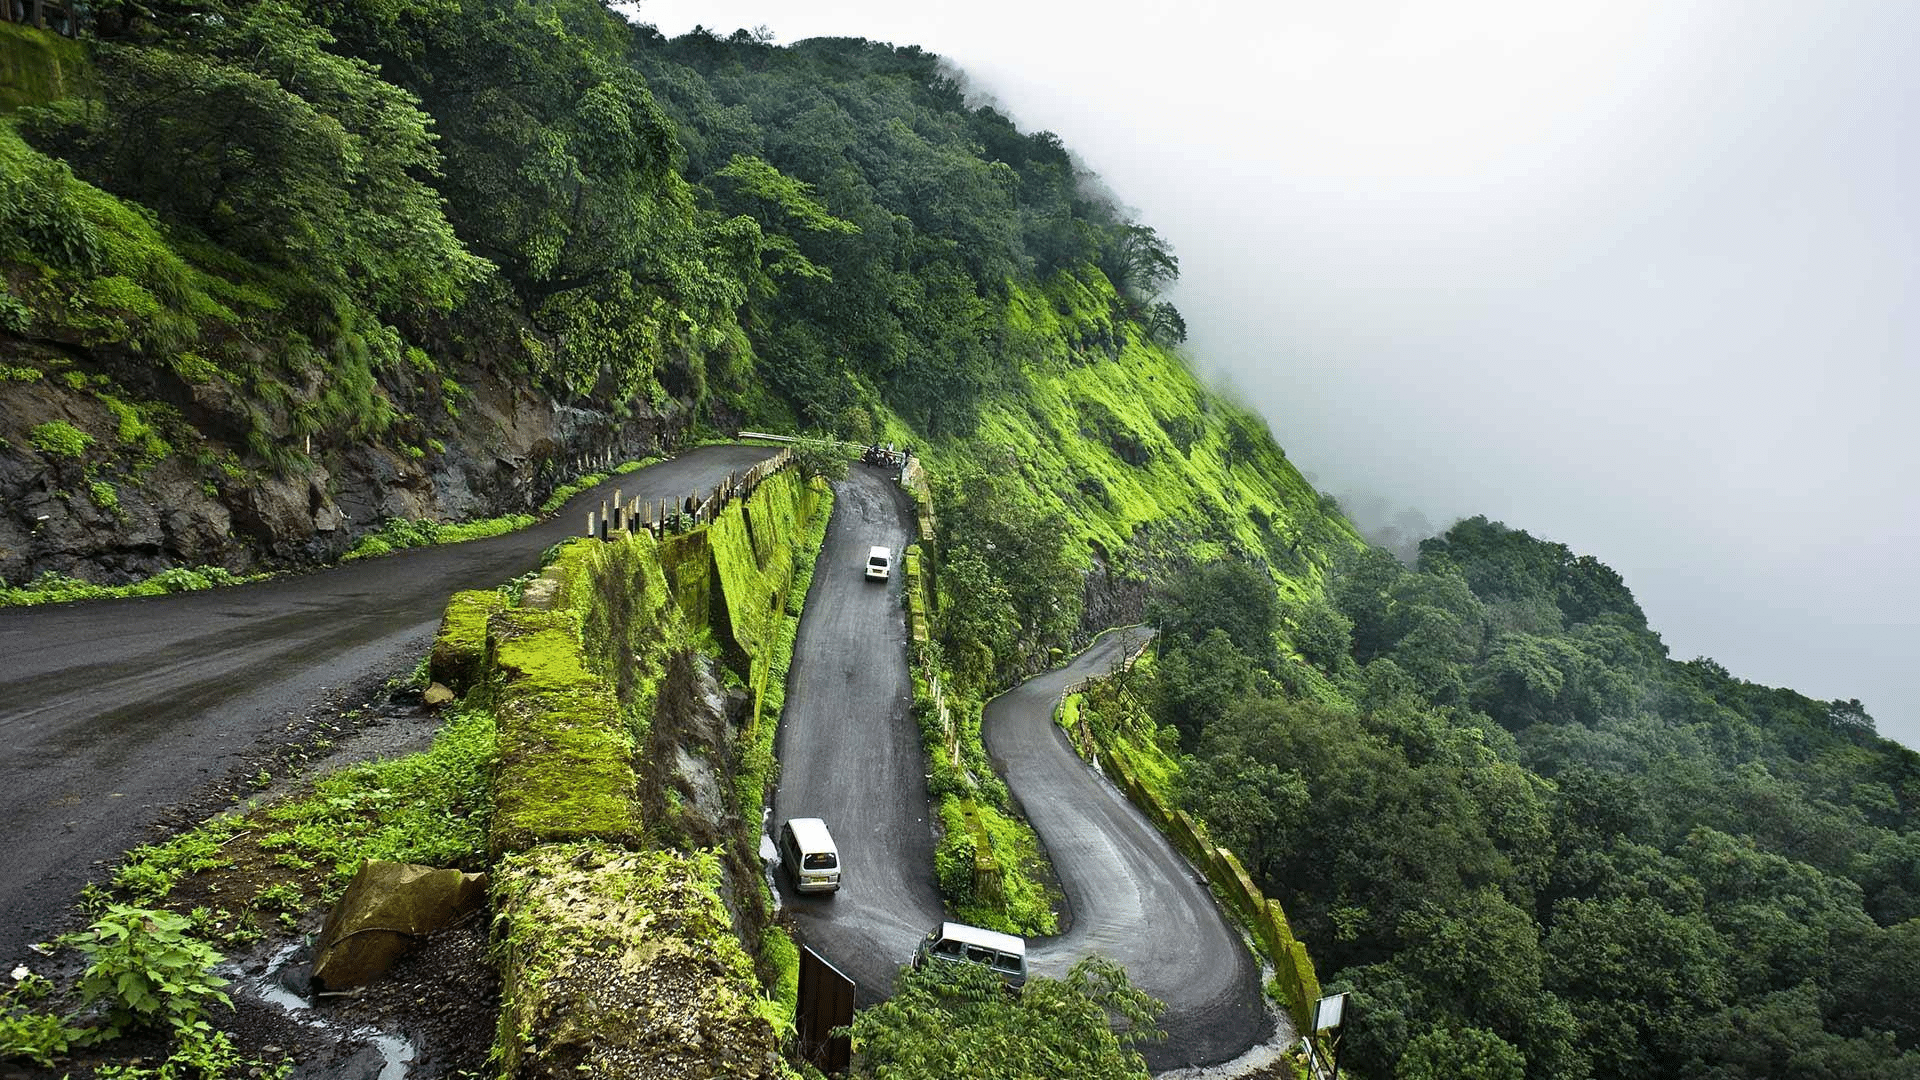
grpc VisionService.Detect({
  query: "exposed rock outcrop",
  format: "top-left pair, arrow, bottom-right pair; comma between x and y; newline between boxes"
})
0,347 -> 691,586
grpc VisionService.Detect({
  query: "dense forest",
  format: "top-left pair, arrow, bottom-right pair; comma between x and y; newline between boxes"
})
2,0 -> 1182,469
1129,519 -> 1920,1079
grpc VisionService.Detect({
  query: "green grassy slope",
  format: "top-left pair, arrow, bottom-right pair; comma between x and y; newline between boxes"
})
922,274 -> 1356,589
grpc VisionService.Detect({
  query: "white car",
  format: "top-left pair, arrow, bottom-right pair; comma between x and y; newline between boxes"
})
865,546 -> 892,581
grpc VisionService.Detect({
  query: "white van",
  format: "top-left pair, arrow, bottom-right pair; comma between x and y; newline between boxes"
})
914,921 -> 1027,988
865,546 -> 892,581
778,817 -> 840,893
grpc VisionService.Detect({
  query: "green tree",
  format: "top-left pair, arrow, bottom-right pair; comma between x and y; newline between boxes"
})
1147,558 -> 1279,663
1329,547 -> 1407,663
936,550 -> 1019,689
1544,895 -> 1731,1079
1397,1026 -> 1526,1080
1151,630 -> 1265,741
848,956 -> 1163,1080
33,0 -> 486,313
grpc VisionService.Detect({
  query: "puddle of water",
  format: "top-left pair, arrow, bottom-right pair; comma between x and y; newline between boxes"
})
245,939 -> 421,1080
358,1030 -> 416,1080
761,806 -> 785,912
251,942 -> 315,1016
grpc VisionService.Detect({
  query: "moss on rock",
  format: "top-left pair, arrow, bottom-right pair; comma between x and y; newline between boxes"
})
491,843 -> 780,1080
429,590 -> 509,695
0,23 -> 85,112
487,608 -> 643,856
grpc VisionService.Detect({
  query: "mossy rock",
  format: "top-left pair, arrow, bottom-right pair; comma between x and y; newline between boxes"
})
430,590 -> 509,695
0,23 -> 85,112
486,609 -> 643,856
492,844 -> 780,1080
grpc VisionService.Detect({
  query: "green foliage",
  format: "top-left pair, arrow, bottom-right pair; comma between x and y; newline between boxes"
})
788,435 -> 849,481
848,956 -> 1163,1080
934,467 -> 1083,686
28,418 -> 91,458
113,818 -> 248,904
89,478 -> 123,516
93,1028 -> 289,1080
0,566 -> 255,608
1133,515 -> 1920,1079
0,971 -> 77,1067
0,152 -> 100,272
99,394 -> 173,466
0,290 -> 28,333
63,906 -> 231,1041
342,513 -> 535,561
29,0 -> 487,312
536,459 -> 660,515
758,926 -> 800,1035
255,700 -> 495,882
1149,558 -> 1281,663
0,1007 -> 75,1068
1397,1027 -> 1527,1080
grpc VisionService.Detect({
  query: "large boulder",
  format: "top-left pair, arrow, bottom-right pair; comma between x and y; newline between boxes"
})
310,860 -> 487,991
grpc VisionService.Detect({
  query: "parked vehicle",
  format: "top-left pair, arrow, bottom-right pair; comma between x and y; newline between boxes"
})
914,921 -> 1027,988
865,545 -> 892,581
779,817 -> 840,894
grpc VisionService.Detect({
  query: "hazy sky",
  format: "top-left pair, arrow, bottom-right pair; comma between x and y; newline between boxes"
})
633,1 -> 1920,747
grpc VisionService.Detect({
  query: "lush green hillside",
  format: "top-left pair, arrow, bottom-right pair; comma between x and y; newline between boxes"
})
1109,518 -> 1920,1080
0,2 -> 1354,610
0,6 -> 1350,1075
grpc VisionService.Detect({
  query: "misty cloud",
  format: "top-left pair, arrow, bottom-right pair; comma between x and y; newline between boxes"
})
638,0 -> 1920,744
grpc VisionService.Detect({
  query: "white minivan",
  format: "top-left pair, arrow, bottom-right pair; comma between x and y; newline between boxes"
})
914,921 -> 1027,988
778,817 -> 840,894
864,546 -> 892,581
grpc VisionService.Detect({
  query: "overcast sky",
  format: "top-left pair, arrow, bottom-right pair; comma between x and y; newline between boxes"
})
634,0 -> 1920,747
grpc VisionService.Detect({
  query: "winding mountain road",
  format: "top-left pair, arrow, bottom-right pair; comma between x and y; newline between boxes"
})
0,443 -> 777,963
4,446 -> 1273,1070
770,466 -> 1270,1069
986,630 -> 1275,1068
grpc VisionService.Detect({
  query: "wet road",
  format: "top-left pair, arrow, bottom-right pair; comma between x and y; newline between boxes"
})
0,443 -> 777,962
769,467 -> 1269,1068
768,465 -> 936,997
986,629 -> 1276,1068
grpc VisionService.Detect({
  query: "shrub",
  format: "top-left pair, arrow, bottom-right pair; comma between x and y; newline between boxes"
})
28,419 -> 91,458
0,972 -> 76,1067
0,292 -> 29,335
89,478 -> 122,516
64,905 -> 231,1040
0,155 -> 101,273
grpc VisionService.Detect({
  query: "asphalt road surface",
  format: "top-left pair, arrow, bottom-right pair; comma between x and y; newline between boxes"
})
986,628 -> 1274,1069
770,467 -> 1269,1069
0,443 -> 777,964
768,465 -> 936,999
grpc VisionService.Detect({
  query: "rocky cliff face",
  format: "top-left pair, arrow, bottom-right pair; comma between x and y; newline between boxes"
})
0,345 -> 691,587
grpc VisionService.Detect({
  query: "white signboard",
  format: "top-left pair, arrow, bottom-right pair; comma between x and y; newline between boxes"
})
1314,992 -> 1348,1031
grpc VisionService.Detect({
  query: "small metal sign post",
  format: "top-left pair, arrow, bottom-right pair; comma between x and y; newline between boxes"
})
1306,992 -> 1350,1080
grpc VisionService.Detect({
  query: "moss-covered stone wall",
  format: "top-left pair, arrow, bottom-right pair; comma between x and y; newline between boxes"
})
0,23 -> 83,112
430,590 -> 509,695
491,843 -> 780,1080
448,459 -> 825,1077
486,607 -> 644,857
